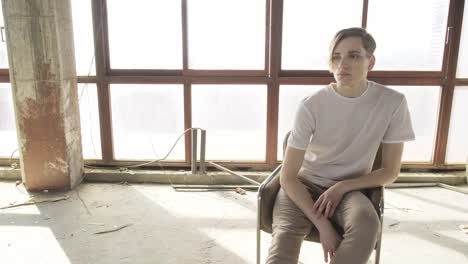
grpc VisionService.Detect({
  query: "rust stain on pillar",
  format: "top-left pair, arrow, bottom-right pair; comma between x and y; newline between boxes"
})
4,0 -> 83,191
19,75 -> 68,190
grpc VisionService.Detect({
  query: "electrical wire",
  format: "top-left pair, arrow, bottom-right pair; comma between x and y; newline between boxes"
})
77,0 -> 101,160
84,127 -> 205,171
9,148 -> 19,168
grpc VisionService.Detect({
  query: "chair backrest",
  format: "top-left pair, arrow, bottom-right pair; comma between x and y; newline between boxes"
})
258,132 -> 291,233
259,131 -> 383,236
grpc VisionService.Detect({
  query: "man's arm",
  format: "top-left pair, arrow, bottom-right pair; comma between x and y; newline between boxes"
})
313,143 -> 404,217
280,145 -> 342,261
280,146 -> 326,225
337,142 -> 404,193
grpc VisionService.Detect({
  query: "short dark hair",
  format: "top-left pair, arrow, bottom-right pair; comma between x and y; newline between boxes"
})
329,27 -> 376,67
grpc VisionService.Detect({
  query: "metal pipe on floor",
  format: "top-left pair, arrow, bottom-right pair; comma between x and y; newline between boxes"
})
207,161 -> 261,185
386,183 -> 438,188
172,184 -> 259,190
387,182 -> 468,196
437,183 -> 468,195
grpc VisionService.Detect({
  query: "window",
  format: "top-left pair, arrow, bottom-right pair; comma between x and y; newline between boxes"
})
457,4 -> 468,77
277,85 -> 322,160
0,0 -> 456,169
111,84 -> 185,160
78,84 -> 102,159
107,0 -> 182,69
187,0 -> 265,69
192,85 -> 267,161
446,86 -> 468,164
389,86 -> 440,162
0,84 -> 18,157
282,0 -> 362,70
0,3 -> 8,68
367,0 -> 449,71
71,0 -> 96,76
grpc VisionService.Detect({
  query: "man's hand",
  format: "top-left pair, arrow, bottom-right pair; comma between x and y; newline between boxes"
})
317,220 -> 342,263
313,183 -> 346,218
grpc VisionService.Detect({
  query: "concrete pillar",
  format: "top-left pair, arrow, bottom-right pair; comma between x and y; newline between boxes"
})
2,0 -> 83,191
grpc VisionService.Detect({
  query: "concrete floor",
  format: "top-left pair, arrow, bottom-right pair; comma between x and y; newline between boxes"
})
0,181 -> 467,264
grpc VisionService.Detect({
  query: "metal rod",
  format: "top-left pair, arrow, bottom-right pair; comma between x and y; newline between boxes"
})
200,129 -> 206,174
386,183 -> 438,188
437,183 -> 468,195
191,129 -> 198,174
207,161 -> 261,185
172,184 -> 259,189
257,194 -> 262,264
387,182 -> 468,196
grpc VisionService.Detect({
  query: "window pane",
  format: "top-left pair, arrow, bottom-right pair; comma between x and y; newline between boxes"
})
278,85 -> 323,160
78,84 -> 101,159
187,0 -> 265,69
192,85 -> 267,161
0,3 -> 8,68
457,6 -> 468,77
0,84 -> 18,157
71,0 -> 95,76
111,84 -> 185,160
446,86 -> 468,164
282,0 -> 362,70
389,86 -> 440,162
368,0 -> 449,70
107,0 -> 182,69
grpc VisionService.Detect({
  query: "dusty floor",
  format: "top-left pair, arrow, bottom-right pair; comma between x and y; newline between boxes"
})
0,181 -> 467,264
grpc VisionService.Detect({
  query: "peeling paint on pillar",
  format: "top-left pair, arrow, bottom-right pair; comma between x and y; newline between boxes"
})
46,158 -> 69,174
3,0 -> 83,191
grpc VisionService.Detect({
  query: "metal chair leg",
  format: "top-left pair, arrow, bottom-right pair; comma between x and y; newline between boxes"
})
257,196 -> 261,264
375,239 -> 382,264
374,215 -> 384,264
257,227 -> 261,264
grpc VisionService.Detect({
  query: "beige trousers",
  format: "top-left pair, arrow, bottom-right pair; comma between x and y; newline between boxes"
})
265,185 -> 380,264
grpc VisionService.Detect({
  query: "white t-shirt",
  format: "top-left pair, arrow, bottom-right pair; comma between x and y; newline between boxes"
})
288,81 -> 415,188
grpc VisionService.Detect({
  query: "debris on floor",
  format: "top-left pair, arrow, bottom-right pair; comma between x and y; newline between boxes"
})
459,225 -> 468,234
95,204 -> 111,208
10,162 -> 19,169
14,181 -> 29,195
0,195 -> 69,209
388,221 -> 400,227
94,224 -> 133,235
88,222 -> 105,226
235,187 -> 246,195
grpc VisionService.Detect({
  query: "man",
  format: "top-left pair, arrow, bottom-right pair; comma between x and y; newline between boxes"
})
266,27 -> 415,264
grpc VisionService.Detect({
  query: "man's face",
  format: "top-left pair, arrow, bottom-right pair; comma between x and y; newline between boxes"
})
330,37 -> 375,87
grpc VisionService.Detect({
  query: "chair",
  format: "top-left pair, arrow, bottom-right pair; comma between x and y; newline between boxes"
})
256,131 -> 384,264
